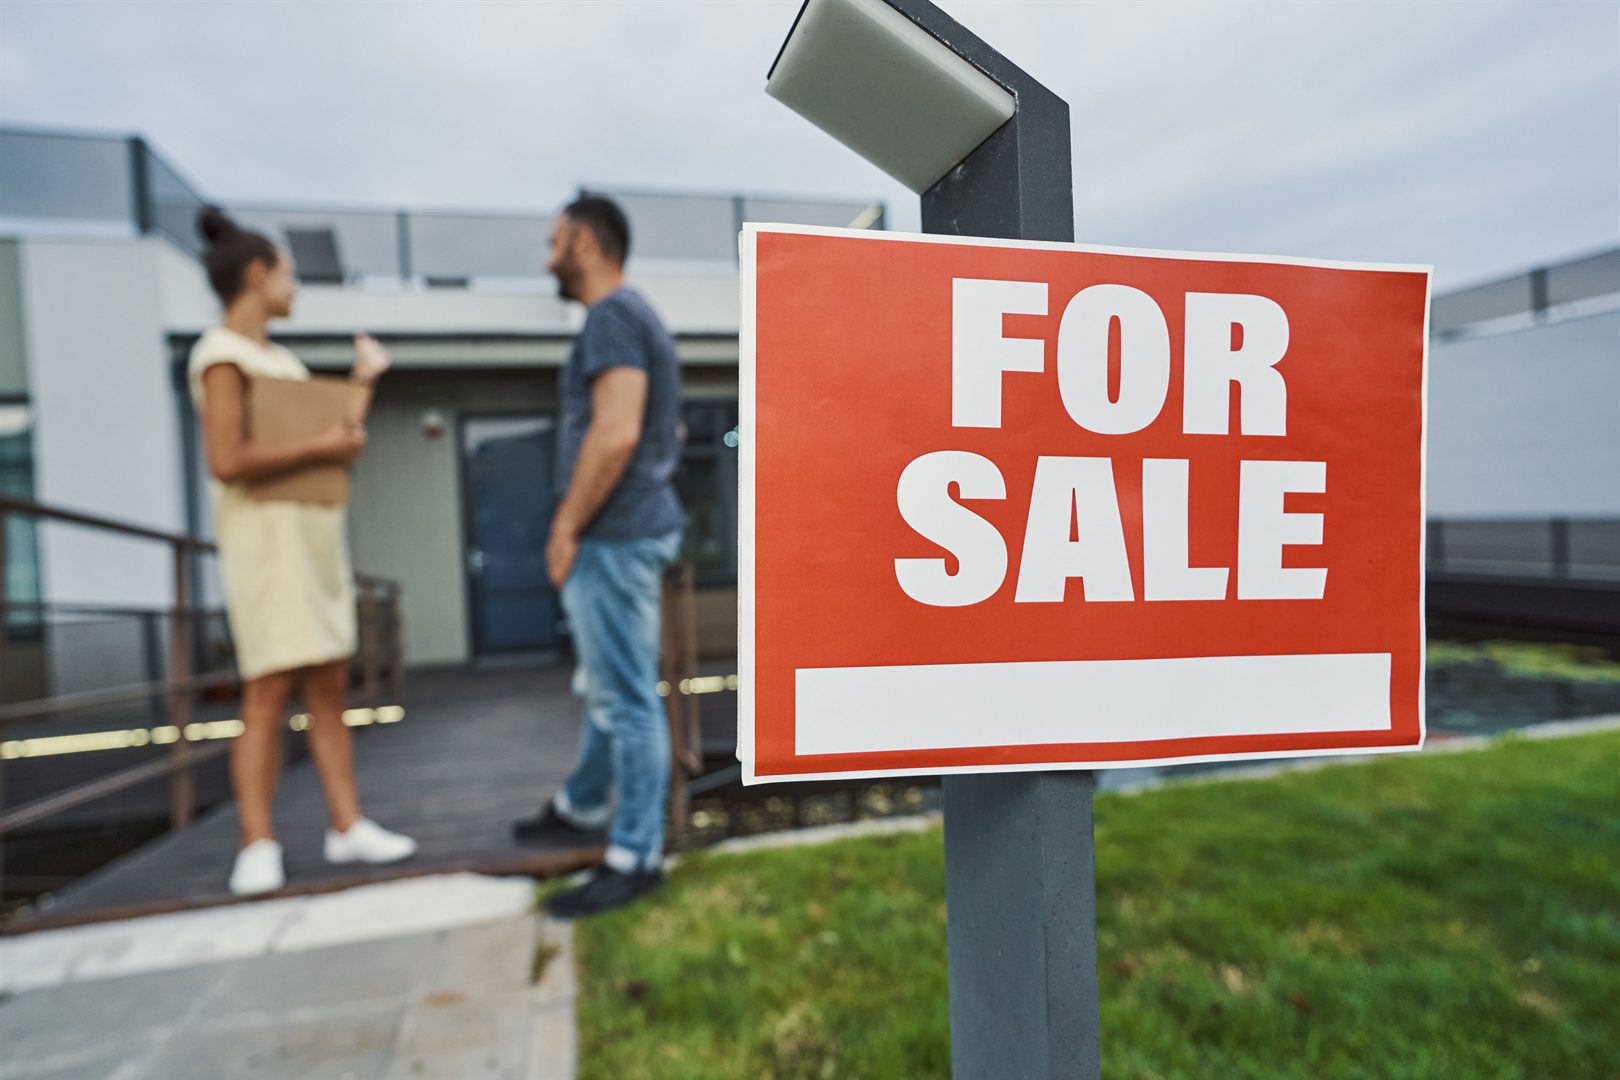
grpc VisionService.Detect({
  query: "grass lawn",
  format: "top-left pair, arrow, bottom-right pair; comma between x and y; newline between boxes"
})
573,731 -> 1620,1079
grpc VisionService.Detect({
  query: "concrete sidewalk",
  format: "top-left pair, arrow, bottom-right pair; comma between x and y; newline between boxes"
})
0,874 -> 576,1080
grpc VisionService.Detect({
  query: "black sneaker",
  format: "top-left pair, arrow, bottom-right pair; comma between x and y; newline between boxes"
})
546,866 -> 663,919
511,802 -> 603,846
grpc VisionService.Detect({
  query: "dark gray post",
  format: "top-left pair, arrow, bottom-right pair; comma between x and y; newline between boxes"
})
128,136 -> 153,236
1529,266 -> 1549,323
396,209 -> 414,283
887,2 -> 1100,1076
942,771 -> 1100,1079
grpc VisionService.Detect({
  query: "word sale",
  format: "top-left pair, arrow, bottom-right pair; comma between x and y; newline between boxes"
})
896,279 -> 1327,608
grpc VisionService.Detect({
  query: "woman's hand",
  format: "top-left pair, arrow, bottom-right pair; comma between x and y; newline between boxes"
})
316,421 -> 368,464
351,332 -> 392,384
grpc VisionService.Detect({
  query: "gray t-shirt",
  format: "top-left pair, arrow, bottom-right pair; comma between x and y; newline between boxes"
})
557,287 -> 685,541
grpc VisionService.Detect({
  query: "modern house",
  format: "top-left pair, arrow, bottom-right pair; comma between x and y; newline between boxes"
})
0,125 -> 885,690
1424,245 -> 1620,630
2,124 -> 1616,701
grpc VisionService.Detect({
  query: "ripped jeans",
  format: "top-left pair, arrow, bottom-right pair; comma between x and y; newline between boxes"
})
553,529 -> 682,871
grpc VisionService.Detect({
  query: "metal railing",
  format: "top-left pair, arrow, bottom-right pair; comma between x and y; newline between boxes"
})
661,562 -> 702,834
1,126 -> 885,284
1428,518 -> 1620,582
1430,247 -> 1620,337
0,495 -> 403,901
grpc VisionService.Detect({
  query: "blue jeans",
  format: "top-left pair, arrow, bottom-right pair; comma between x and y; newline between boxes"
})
553,529 -> 682,871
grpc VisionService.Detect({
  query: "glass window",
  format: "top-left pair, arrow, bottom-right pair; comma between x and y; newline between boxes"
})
675,399 -> 739,587
143,146 -> 207,258
0,404 -> 41,624
0,131 -> 133,224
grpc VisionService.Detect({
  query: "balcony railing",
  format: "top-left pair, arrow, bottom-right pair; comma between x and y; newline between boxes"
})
0,126 -> 884,285
1428,518 -> 1620,582
0,495 -> 404,903
1431,249 -> 1620,336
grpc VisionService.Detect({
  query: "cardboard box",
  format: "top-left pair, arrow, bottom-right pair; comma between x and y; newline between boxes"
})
245,375 -> 369,505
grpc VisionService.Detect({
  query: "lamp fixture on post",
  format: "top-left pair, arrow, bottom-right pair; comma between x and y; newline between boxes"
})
766,0 -> 1015,194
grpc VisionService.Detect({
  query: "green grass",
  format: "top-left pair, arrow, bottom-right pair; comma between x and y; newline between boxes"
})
1426,640 -> 1620,683
575,732 -> 1620,1080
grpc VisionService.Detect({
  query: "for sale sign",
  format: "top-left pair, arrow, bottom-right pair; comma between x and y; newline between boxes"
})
738,224 -> 1429,784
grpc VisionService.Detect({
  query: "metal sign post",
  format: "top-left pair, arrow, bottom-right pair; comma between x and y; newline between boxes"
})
766,2 -> 1099,1076
896,8 -> 1100,1075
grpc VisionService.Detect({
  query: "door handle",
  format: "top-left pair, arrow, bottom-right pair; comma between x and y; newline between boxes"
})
468,546 -> 486,578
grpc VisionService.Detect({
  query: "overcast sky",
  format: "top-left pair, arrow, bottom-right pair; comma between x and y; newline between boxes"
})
2,0 -> 1616,289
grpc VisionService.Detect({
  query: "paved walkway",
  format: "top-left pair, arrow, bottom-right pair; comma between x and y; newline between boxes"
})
15,665 -> 602,929
0,873 -> 576,1080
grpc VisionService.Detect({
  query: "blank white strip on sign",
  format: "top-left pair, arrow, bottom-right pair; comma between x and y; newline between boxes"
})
794,653 -> 1392,756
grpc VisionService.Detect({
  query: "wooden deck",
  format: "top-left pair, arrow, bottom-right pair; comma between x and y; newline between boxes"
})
9,664 -> 607,932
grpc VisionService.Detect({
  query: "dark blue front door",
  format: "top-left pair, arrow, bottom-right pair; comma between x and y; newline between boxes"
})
461,415 -> 561,655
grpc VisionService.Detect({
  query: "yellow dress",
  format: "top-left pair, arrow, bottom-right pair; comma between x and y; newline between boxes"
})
188,328 -> 357,680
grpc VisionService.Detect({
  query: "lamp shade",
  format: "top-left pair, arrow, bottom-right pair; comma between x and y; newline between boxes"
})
767,0 -> 1016,194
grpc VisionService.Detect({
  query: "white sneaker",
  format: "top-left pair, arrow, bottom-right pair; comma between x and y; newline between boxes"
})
229,839 -> 285,896
324,818 -> 417,865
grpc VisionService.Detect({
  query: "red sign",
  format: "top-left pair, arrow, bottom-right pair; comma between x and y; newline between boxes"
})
739,225 -> 1429,784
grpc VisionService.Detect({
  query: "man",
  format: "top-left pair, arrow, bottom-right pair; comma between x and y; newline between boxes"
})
512,196 -> 685,918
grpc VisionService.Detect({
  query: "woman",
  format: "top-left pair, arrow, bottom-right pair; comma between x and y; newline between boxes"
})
189,206 -> 415,896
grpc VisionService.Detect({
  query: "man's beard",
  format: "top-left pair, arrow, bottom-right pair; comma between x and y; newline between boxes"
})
553,262 -> 580,302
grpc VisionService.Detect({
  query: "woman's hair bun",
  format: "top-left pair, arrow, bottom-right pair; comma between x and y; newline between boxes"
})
195,207 -> 276,304
197,205 -> 239,246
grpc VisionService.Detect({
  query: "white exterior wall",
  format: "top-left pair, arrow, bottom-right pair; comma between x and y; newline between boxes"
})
1428,310 -> 1620,519
19,237 -> 189,609
261,270 -> 733,338
153,237 -> 736,340
151,238 -> 218,332
631,268 -> 741,334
